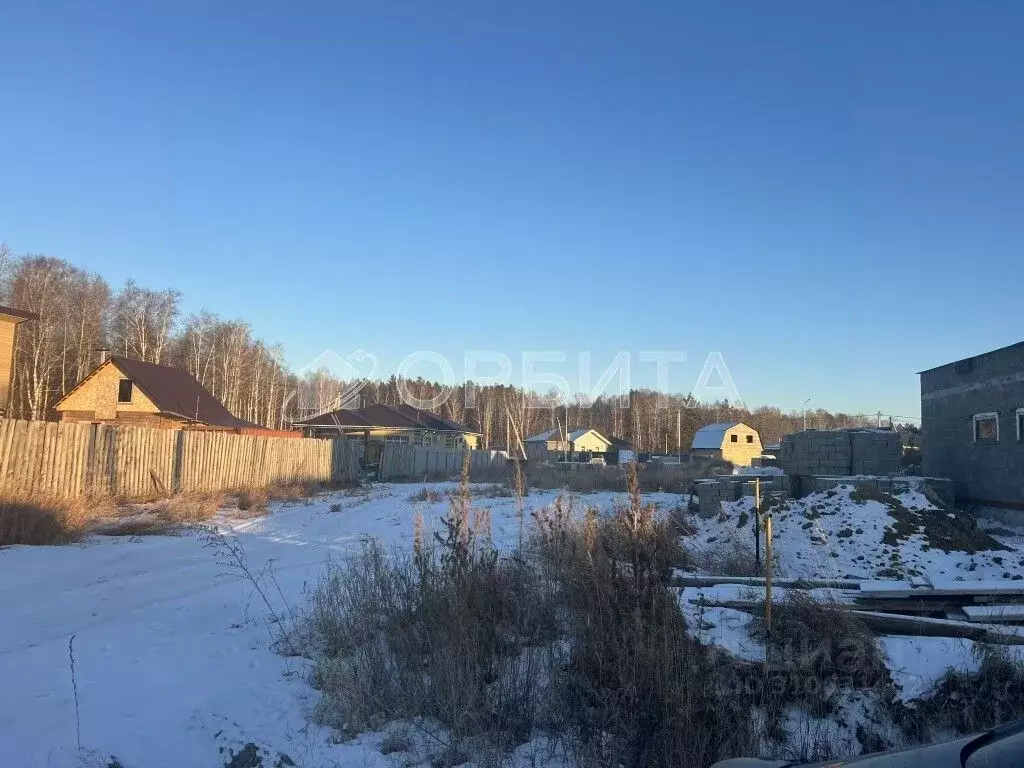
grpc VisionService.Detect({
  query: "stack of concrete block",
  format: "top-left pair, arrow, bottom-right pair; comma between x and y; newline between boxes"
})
750,455 -> 778,469
779,429 -> 902,477
767,474 -> 792,496
778,430 -> 851,476
849,430 -> 902,475
696,475 -> 791,517
696,480 -> 727,519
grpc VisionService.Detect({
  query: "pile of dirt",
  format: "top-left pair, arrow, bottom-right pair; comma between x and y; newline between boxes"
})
851,484 -> 1006,554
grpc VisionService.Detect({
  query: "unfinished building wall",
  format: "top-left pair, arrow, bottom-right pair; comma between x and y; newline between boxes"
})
778,429 -> 901,477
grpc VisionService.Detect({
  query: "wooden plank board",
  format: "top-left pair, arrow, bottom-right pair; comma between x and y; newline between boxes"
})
848,610 -> 1024,644
675,575 -> 862,590
962,605 -> 1024,623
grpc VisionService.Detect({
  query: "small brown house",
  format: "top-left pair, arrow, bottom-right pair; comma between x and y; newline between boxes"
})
0,305 -> 37,416
55,355 -> 264,432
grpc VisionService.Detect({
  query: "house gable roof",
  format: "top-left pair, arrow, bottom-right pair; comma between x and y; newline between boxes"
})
525,428 -> 560,442
567,428 -> 611,446
525,427 -> 612,446
691,422 -> 750,450
56,356 -> 257,429
0,305 -> 38,323
293,402 -> 479,435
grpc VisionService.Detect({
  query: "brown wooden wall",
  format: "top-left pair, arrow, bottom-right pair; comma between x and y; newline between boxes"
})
0,320 -> 16,414
0,418 -> 360,500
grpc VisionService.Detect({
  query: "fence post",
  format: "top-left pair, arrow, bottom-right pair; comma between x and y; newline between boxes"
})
172,430 -> 185,493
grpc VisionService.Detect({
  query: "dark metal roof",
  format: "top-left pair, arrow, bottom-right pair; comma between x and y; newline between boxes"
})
294,402 -> 478,434
608,436 -> 633,450
108,356 -> 257,429
291,408 -> 378,428
0,305 -> 38,322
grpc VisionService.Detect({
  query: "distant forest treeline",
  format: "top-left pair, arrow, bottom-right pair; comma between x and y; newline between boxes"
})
0,245 -> 912,451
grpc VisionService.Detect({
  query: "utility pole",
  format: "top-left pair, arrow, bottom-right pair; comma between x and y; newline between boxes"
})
802,394 -> 814,431
565,405 -> 573,466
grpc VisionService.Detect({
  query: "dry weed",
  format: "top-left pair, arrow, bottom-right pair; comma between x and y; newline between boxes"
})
0,494 -> 102,546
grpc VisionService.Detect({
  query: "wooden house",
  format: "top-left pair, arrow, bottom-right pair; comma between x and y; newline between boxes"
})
0,305 -> 36,416
691,422 -> 763,466
53,355 -> 285,433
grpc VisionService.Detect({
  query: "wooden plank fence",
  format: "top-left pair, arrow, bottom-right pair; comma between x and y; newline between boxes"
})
379,443 -> 507,480
0,418 -> 360,499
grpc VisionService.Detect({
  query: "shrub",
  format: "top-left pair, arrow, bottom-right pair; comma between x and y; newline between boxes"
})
408,488 -> 444,503
693,539 -> 761,576
909,644 -> 1024,738
748,592 -> 890,719
153,493 -> 224,523
0,494 -> 97,546
304,462 -> 756,768
267,480 -> 322,502
236,488 -> 269,514
542,467 -> 751,768
308,511 -> 555,752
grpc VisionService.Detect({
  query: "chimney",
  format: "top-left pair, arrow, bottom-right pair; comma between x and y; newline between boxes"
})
96,348 -> 111,364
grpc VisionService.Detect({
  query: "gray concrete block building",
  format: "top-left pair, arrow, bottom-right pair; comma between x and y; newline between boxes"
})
920,341 -> 1024,507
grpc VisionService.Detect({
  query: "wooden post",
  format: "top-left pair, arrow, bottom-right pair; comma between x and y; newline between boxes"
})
754,477 -> 761,569
765,509 -> 774,642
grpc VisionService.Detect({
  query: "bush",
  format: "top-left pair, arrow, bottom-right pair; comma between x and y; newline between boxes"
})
267,480 -> 323,502
909,644 -> 1024,738
304,464 -> 757,768
236,488 -> 269,514
153,493 -> 224,523
96,493 -> 225,537
308,500 -> 555,752
0,494 -> 98,545
749,592 -> 890,719
692,539 -> 761,576
408,488 -> 444,503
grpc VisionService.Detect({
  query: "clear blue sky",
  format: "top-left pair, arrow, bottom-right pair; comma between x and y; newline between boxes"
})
2,1 -> 1022,418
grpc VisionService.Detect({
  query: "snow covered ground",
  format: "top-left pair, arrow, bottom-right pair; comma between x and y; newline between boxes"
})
678,483 -> 1024,712
2,480 -> 1022,767
687,484 -> 1024,582
0,484 -> 676,768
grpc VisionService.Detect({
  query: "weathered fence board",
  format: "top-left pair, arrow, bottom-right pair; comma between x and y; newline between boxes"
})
379,443 -> 507,481
0,418 -> 360,499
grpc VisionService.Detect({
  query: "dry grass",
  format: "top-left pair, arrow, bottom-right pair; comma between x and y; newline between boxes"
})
267,479 -> 323,502
94,515 -> 181,537
0,494 -> 104,546
152,492 -> 224,523
902,643 -> 1024,739
304,464 -> 758,768
95,493 -> 224,537
750,592 -> 890,719
692,538 -> 763,576
408,487 -> 444,503
2,479 -> 330,545
236,488 -> 269,516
